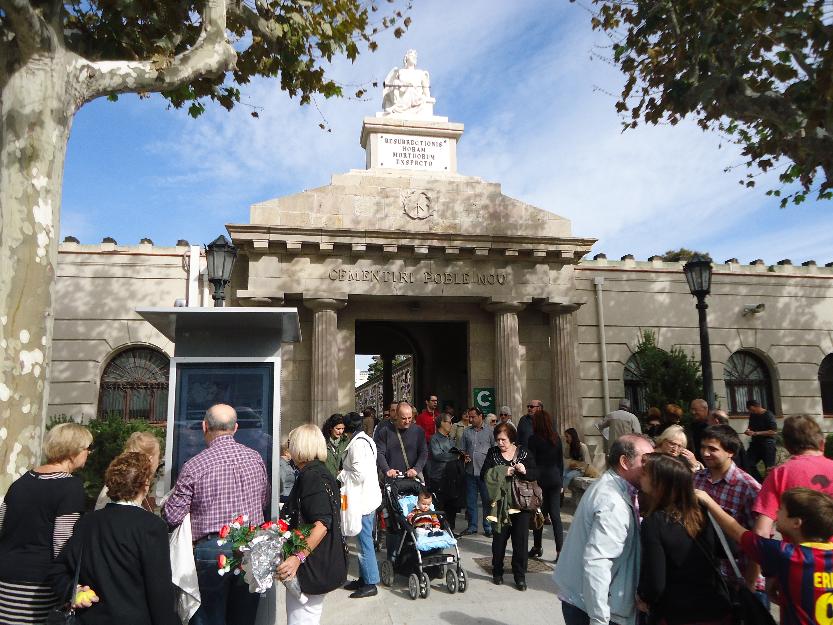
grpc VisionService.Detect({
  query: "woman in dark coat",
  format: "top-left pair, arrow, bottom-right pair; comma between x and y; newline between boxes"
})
51,452 -> 177,625
277,424 -> 347,625
480,422 -> 538,591
637,453 -> 731,625
527,410 -> 564,561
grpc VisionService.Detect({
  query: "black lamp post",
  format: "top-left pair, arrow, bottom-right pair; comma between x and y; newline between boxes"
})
683,255 -> 715,407
205,235 -> 237,307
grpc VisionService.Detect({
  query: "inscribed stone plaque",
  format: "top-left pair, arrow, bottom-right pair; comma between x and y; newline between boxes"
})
376,134 -> 451,171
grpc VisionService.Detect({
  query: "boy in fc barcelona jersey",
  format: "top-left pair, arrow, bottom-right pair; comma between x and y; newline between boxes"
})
697,487 -> 833,625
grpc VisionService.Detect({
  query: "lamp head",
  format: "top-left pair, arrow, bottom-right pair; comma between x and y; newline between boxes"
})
683,254 -> 713,299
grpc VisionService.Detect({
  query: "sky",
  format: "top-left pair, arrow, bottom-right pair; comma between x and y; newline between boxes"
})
62,0 -> 833,267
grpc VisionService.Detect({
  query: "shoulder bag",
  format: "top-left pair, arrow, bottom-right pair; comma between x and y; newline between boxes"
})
47,549 -> 83,625
510,449 -> 543,511
692,512 -> 776,625
293,466 -> 348,595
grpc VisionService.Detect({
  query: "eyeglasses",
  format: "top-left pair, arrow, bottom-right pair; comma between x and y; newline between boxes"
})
84,446 -> 95,454
527,404 -> 540,409
499,413 -> 509,416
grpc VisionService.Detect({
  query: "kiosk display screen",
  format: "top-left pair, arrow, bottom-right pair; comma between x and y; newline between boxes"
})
171,363 -> 274,485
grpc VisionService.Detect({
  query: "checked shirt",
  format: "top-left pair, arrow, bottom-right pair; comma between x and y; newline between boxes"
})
693,462 -> 764,590
162,434 -> 269,541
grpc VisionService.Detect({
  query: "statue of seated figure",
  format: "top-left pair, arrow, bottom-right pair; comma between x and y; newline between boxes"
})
381,49 -> 436,118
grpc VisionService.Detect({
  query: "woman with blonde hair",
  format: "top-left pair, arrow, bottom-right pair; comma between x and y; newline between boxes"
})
0,422 -> 92,624
654,425 -> 703,471
277,424 -> 347,625
95,431 -> 161,511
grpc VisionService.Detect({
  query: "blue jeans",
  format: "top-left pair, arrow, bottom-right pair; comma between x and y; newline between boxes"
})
191,537 -> 261,625
754,589 -> 770,610
561,602 -> 621,625
465,474 -> 491,533
357,512 -> 380,585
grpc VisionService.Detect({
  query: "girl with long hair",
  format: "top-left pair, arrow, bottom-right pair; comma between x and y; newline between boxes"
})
527,410 -> 563,560
562,427 -> 589,490
321,413 -> 347,476
637,453 -> 731,625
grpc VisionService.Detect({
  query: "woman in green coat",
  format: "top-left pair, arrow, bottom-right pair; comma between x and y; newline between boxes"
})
322,413 -> 348,476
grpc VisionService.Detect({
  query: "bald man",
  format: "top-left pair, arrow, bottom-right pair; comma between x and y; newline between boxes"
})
163,403 -> 268,625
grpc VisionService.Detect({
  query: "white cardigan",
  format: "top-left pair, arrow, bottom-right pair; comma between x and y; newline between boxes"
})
337,431 -> 382,516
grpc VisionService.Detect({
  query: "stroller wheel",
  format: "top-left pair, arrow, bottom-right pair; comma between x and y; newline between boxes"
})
445,568 -> 458,594
419,572 -> 431,599
457,567 -> 468,593
408,573 -> 420,600
380,560 -> 394,587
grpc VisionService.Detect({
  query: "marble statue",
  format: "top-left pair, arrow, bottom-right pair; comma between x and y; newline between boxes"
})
381,49 -> 436,118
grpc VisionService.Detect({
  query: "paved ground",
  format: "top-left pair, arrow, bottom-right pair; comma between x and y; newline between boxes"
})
272,509 -> 574,625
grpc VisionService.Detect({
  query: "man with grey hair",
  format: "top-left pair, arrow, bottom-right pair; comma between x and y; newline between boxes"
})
554,434 -> 654,625
597,399 -> 642,453
163,403 -> 269,625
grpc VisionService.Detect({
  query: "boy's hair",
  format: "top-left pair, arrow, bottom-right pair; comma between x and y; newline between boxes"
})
781,488 -> 833,541
700,425 -> 740,455
418,489 -> 432,501
782,415 -> 823,455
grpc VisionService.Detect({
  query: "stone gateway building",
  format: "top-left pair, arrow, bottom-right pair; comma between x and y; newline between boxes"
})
43,58 -> 833,460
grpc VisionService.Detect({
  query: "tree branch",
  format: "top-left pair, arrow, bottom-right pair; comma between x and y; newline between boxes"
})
0,0 -> 51,53
77,0 -> 237,104
228,0 -> 283,44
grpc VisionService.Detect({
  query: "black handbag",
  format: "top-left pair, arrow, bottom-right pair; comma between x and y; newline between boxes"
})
698,513 -> 777,625
47,549 -> 83,625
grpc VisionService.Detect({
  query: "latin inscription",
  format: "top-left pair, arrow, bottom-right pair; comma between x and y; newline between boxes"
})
377,135 -> 450,171
327,267 -> 507,286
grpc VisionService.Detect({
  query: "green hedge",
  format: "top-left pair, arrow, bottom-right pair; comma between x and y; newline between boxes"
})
47,414 -> 164,508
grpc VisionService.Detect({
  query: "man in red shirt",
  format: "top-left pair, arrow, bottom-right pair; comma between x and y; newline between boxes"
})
754,415 -> 833,537
416,393 -> 439,443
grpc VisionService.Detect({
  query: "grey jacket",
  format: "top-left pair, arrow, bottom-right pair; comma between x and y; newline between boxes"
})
460,425 -> 494,476
552,469 -> 640,625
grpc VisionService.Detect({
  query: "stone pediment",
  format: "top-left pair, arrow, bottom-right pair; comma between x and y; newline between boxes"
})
229,169 -> 594,261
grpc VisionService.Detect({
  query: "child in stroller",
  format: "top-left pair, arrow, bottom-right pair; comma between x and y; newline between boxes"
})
379,475 -> 468,599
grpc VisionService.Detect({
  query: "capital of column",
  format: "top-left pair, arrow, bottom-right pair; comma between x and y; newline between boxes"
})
540,301 -> 582,315
304,298 -> 347,313
482,301 -> 526,315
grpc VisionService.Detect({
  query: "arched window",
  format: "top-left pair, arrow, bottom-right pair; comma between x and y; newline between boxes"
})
623,354 -> 648,416
723,351 -> 774,414
819,354 -> 833,415
98,347 -> 169,422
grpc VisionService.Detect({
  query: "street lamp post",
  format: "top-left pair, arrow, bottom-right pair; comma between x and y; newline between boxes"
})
205,235 -> 237,307
683,255 -> 715,407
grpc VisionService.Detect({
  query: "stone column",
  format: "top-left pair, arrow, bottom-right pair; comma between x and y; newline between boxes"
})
544,303 -> 582,433
483,302 -> 526,419
304,298 -> 346,425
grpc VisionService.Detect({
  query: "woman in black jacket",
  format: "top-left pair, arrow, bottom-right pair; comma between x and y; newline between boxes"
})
480,422 -> 538,591
637,453 -> 731,625
51,452 -> 177,625
527,410 -> 563,561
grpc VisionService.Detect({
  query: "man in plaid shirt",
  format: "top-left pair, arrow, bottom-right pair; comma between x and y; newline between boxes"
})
693,424 -> 766,606
163,404 -> 268,625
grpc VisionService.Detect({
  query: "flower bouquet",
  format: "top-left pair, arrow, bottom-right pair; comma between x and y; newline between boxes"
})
216,515 -> 313,603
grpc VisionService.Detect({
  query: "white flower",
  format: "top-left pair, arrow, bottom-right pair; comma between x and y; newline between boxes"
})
217,539 -> 226,546
282,531 -> 291,539
218,569 -> 227,577
242,514 -> 249,522
233,569 -> 241,576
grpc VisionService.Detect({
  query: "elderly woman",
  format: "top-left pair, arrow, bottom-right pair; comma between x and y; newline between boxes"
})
481,422 -> 538,591
428,412 -> 465,531
52,452 -> 178,625
277,424 -> 347,625
94,430 -> 161,511
0,422 -> 91,624
655,425 -> 703,471
322,413 -> 348,477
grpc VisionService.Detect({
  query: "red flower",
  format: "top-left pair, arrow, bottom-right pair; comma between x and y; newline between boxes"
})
217,554 -> 227,569
277,519 -> 288,532
294,529 -> 303,537
232,515 -> 245,526
218,525 -> 230,539
261,521 -> 276,530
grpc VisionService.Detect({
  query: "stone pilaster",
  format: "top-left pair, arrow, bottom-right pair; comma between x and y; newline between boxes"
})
483,302 -> 526,420
304,298 -> 346,425
543,303 -> 582,433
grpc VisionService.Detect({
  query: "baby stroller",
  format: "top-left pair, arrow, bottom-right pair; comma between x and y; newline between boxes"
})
378,474 -> 467,599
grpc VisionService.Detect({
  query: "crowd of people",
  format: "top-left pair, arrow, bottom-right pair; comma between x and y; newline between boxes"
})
1,394 -> 832,625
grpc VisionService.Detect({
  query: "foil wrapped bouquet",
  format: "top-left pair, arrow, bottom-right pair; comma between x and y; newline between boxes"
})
216,515 -> 313,604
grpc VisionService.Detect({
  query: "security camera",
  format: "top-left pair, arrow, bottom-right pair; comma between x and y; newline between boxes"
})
742,303 -> 765,316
